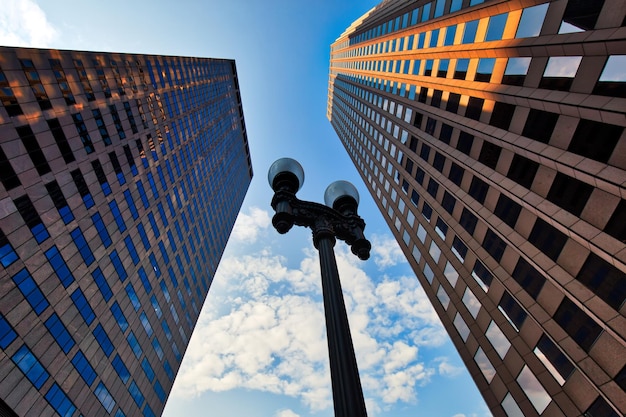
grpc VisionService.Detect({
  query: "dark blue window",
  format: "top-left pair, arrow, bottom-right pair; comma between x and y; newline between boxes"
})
139,267 -> 152,293
486,13 -> 508,41
13,268 -> 48,314
95,382 -> 115,413
45,383 -> 76,417
148,212 -> 160,238
140,312 -> 154,337
174,221 -> 183,242
12,345 -> 49,389
137,180 -> 150,208
147,172 -> 159,199
157,202 -> 168,227
126,283 -> 141,311
71,288 -> 95,325
92,212 -> 112,247
142,357 -> 155,382
157,166 -> 168,191
70,228 -> 94,266
14,195 -> 50,243
125,236 -> 140,265
165,160 -> 175,184
0,314 -> 17,349
161,319 -> 172,340
143,404 -> 156,417
127,331 -> 142,358
92,267 -> 112,301
45,313 -> 75,353
111,302 -> 129,332
116,409 -> 127,417
0,231 -> 19,267
124,190 -> 139,220
137,222 -> 151,250
150,295 -> 162,318
93,324 -> 114,357
150,253 -> 161,277
45,246 -> 74,288
444,25 -> 457,45
463,19 -> 479,44
168,267 -> 178,288
429,29 -> 440,47
154,380 -> 166,403
152,337 -> 164,360
110,250 -> 127,281
112,354 -> 130,383
109,200 -> 126,232
163,360 -> 174,380
166,231 -> 177,254
172,342 -> 181,362
159,242 -> 170,265
71,350 -> 96,386
181,212 -> 189,231
165,194 -> 175,219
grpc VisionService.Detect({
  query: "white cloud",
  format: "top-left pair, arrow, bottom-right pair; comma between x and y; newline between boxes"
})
173,236 -> 451,413
229,206 -> 272,243
434,357 -> 465,378
275,410 -> 300,417
0,0 -> 58,47
370,234 -> 406,269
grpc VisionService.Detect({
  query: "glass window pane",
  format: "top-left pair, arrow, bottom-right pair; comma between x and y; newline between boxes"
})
463,287 -> 481,318
474,347 -> 496,383
517,365 -> 551,413
599,55 -> 626,81
516,4 -> 549,38
485,13 -> 508,41
486,321 -> 510,359
543,56 -> 582,77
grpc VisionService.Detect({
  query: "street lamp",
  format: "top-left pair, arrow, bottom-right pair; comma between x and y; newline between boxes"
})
268,157 -> 370,417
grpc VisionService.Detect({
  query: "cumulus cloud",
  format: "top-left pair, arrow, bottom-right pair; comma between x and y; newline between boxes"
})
0,0 -> 58,47
229,206 -> 272,243
370,234 -> 406,269
275,410 -> 300,417
173,236 -> 453,413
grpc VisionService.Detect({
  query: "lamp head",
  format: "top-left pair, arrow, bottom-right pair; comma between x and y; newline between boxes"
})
324,180 -> 359,214
268,158 -> 304,193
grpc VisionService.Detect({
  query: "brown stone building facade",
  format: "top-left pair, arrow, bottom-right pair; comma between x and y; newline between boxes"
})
0,47 -> 252,416
328,1 -> 625,416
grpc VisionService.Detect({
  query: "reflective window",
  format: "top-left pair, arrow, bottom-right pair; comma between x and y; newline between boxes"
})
515,4 -> 548,38
534,334 -> 574,385
559,0 -> 604,33
112,354 -> 130,383
485,13 -> 508,41
45,313 -> 75,354
517,365 -> 551,413
71,289 -> 95,325
127,331 -> 143,358
452,236 -> 467,262
72,350 -> 96,385
444,262 -> 458,287
110,250 -> 128,281
462,287 -> 481,318
14,195 -> 49,243
474,347 -> 496,383
92,212 -> 112,248
554,297 -> 602,353
444,25 -> 456,46
454,59 -> 469,80
45,246 -> 74,288
111,302 -> 129,332
486,321 -> 510,359
498,292 -> 527,331
126,283 -> 141,311
503,57 -> 531,86
512,258 -> 545,299
95,382 -> 116,413
46,383 -> 76,417
424,262 -> 434,283
429,241 -> 441,264
93,324 -> 114,357
594,55 -> 626,97
0,314 -> 17,349
92,267 -> 112,302
13,268 -> 48,314
462,20 -> 479,44
437,285 -> 450,309
0,230 -> 18,267
12,344 -> 49,388
453,313 -> 470,341
501,393 -> 524,417
429,29 -> 440,48
70,228 -> 94,266
475,58 -> 495,82
540,56 -> 582,90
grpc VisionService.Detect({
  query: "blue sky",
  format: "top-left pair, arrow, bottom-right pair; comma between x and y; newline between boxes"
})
1,1 -> 491,416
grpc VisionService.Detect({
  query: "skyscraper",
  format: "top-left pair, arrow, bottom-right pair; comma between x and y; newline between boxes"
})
328,1 -> 625,416
0,46 -> 252,416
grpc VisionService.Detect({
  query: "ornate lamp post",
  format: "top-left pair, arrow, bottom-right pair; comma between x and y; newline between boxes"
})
268,158 -> 370,417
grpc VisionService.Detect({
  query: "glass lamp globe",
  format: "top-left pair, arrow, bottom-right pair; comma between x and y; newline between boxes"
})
324,180 -> 359,209
268,158 -> 304,192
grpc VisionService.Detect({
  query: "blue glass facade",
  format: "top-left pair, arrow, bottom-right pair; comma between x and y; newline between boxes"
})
0,46 -> 252,416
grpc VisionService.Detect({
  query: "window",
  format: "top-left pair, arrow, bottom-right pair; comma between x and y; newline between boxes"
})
502,57 -> 531,86
485,13 -> 508,41
456,132 -> 473,155
517,365 -> 551,413
92,267 -> 112,302
435,218 -> 448,239
437,60 -> 449,78
515,3 -> 548,38
71,169 -> 94,208
454,59 -> 469,80
499,292 -> 527,331
442,191 -> 456,214
605,199 -> 626,243
448,162 -> 464,186
540,56 -> 582,91
560,0 -> 604,32
474,348 -> 496,383
486,321 -> 510,359
45,246 -> 74,289
453,313 -> 470,341
0,229 -> 18,267
568,119 -> 623,164
45,181 -> 74,224
126,283 -> 141,311
460,208 -> 478,234
501,393 -> 524,417
462,287 -> 481,318
431,89 -> 442,107
111,302 -> 129,332
47,118 -> 75,163
110,250 -> 128,281
472,260 -> 492,291
72,350 -> 96,386
439,123 -> 453,144
468,177 -> 489,203
429,29 -> 440,48
437,285 -> 450,309
44,314 -> 75,355
427,179 -> 439,198
444,25 -> 456,46
452,236 -> 467,262
584,397 -> 620,417
109,151 -> 126,185
112,354 -> 130,383
547,173 -> 593,216
489,102 -> 515,131
462,20 -> 479,44
0,314 -> 17,349
45,383 -> 76,417
475,58 -> 495,82
594,55 -> 626,98
95,382 -> 116,413
70,228 -> 95,266
522,109 -> 559,143
127,331 -> 143,358
465,97 -> 483,120
92,109 -> 111,145
512,258 -> 545,299
528,218 -> 567,261
0,146 -> 22,190
507,154 -> 538,188
12,344 -> 49,389
13,268 -> 48,314
446,93 -> 461,113
93,324 -> 114,357
494,194 -> 521,228
482,229 -> 506,262
92,213 -> 112,247
424,59 -> 433,76
16,125 -> 51,175
72,112 -> 95,153
534,334 -> 574,385
71,289 -> 95,325
576,253 -> 626,310
14,195 -> 49,243
478,141 -> 501,169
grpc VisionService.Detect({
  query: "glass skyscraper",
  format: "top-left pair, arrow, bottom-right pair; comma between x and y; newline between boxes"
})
0,46 -> 252,416
328,1 -> 624,416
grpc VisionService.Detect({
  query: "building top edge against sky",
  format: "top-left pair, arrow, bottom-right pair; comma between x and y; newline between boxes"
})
327,0 -> 625,416
0,45 -> 252,416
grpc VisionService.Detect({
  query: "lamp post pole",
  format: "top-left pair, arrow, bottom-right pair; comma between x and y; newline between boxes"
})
268,158 -> 370,417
